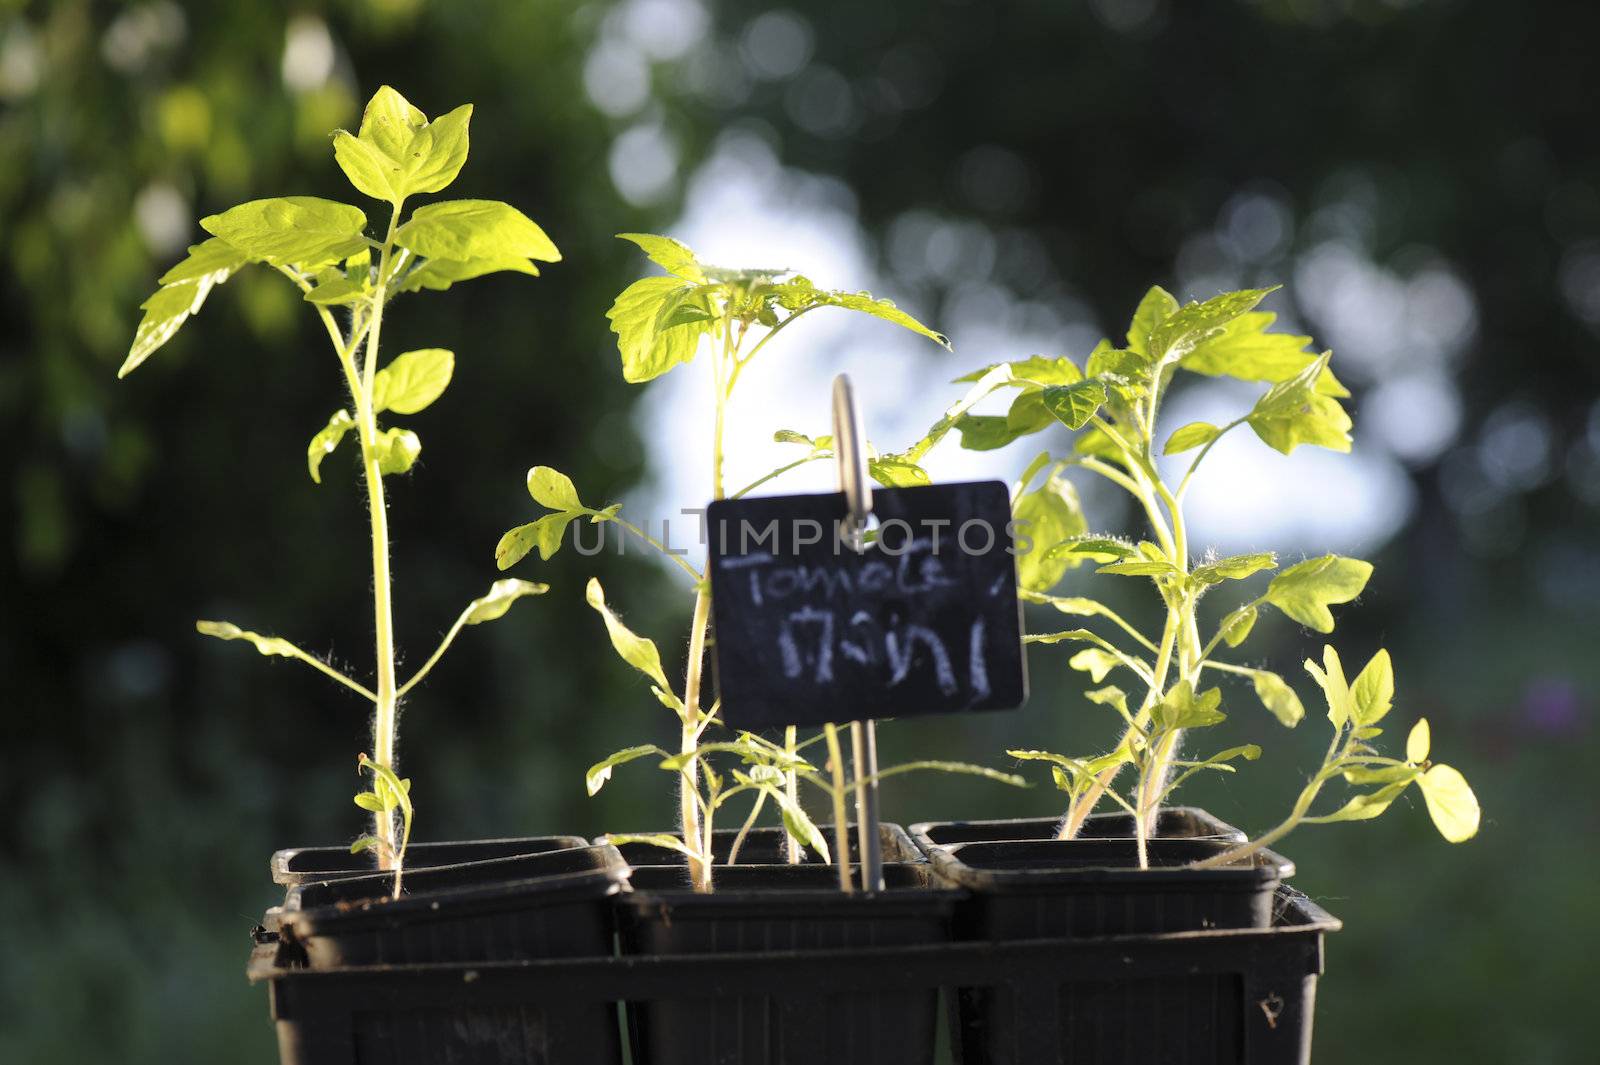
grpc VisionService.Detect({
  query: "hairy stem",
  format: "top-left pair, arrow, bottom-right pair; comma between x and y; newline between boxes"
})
784,724 -> 802,864
681,588 -> 711,892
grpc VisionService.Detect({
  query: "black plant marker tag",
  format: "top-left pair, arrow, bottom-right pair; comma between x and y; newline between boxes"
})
707,480 -> 1027,730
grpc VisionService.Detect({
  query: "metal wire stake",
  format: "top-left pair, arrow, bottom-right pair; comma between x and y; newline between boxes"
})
831,374 -> 884,893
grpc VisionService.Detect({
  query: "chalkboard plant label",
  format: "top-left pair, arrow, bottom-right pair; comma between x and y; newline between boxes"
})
926,285 -> 1480,868
706,482 -> 1026,730
119,87 -> 555,895
496,233 -> 954,891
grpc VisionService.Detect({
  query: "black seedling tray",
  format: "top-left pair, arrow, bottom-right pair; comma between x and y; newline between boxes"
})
597,821 -> 924,867
250,887 -> 1338,1065
278,845 -> 628,969
909,806 -> 1247,853
271,835 -> 589,887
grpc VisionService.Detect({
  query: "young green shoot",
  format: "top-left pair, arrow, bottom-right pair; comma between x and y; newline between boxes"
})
120,87 -> 556,882
497,234 -> 947,891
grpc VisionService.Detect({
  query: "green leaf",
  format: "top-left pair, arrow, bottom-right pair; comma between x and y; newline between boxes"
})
1068,648 -> 1122,683
585,578 -> 670,690
1040,379 -> 1107,430
1096,558 -> 1179,578
601,832 -> 695,857
397,254 -> 540,292
954,355 -> 1081,387
1351,649 -> 1395,726
1013,476 -> 1088,593
373,348 -> 454,415
1147,288 -> 1276,362
868,456 -> 931,487
307,409 -> 355,484
305,273 -> 369,305
1250,669 -> 1306,727
617,232 -> 705,282
200,197 -> 367,268
332,131 -> 403,203
1418,764 -> 1480,842
807,290 -> 948,348
395,200 -> 560,264
1125,285 -> 1181,357
954,415 -> 1017,451
586,744 -> 669,796
464,578 -> 549,624
1246,353 -> 1353,455
1191,552 -> 1277,585
1266,555 -> 1373,633
374,427 -> 421,476
1220,605 -> 1257,647
195,620 -> 299,658
1153,681 -> 1226,730
607,275 -> 715,384
1309,780 -> 1412,824
494,514 -> 576,568
353,792 -> 385,813
349,835 -> 381,855
1180,311 -> 1349,397
1046,535 -> 1136,562
357,85 -> 428,161
1163,421 -> 1221,455
1406,718 -> 1431,763
763,784 -> 830,862
1305,645 -> 1354,728
526,465 -> 583,511
123,235 -> 252,376
401,103 -> 472,197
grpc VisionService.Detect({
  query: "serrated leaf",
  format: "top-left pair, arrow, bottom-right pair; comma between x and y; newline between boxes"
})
200,197 -> 367,268
1246,352 -> 1353,455
1040,379 -> 1107,429
1164,421 -> 1221,455
1250,669 -> 1305,727
1153,681 -> 1226,730
374,427 -> 421,475
1406,718 -> 1431,763
1266,555 -> 1373,633
307,409 -> 355,484
402,103 -> 472,197
586,578 -> 670,690
617,232 -> 704,282
464,578 -> 548,624
1191,552 -> 1277,585
1126,285 -> 1181,356
607,275 -> 714,384
1180,311 -> 1349,397
195,620 -> 298,658
1351,648 -> 1395,726
121,277 -> 219,377
1147,288 -> 1276,362
395,200 -> 560,263
373,349 -> 454,415
1013,476 -> 1088,592
810,290 -> 948,348
333,131 -> 405,203
586,744 -> 668,796
526,465 -> 583,511
1419,764 -> 1479,842
157,236 -> 251,286
494,513 -> 576,568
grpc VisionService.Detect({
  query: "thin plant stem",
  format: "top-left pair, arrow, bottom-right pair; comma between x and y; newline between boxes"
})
784,724 -> 802,864
823,723 -> 853,894
728,788 -> 768,865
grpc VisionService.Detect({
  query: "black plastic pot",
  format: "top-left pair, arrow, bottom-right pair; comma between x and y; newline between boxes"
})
932,836 -> 1297,1065
616,862 -> 958,1065
278,844 -> 628,968
908,805 -> 1246,853
250,886 -> 1338,1065
597,821 -> 924,868
261,845 -> 628,1065
270,834 -> 589,886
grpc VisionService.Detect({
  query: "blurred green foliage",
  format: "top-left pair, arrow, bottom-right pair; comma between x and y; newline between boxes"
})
2,1 -> 1597,1063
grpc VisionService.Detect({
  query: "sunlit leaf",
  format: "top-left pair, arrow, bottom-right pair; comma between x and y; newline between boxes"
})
464,578 -> 549,624
307,409 -> 355,484
585,578 -> 670,690
373,348 -> 454,415
1163,421 -> 1221,455
1013,475 -> 1088,592
586,744 -> 669,796
617,232 -> 705,282
1406,717 -> 1431,763
200,197 -> 368,268
1266,554 -> 1372,632
1419,764 -> 1480,842
374,427 -> 421,475
1351,648 -> 1395,726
